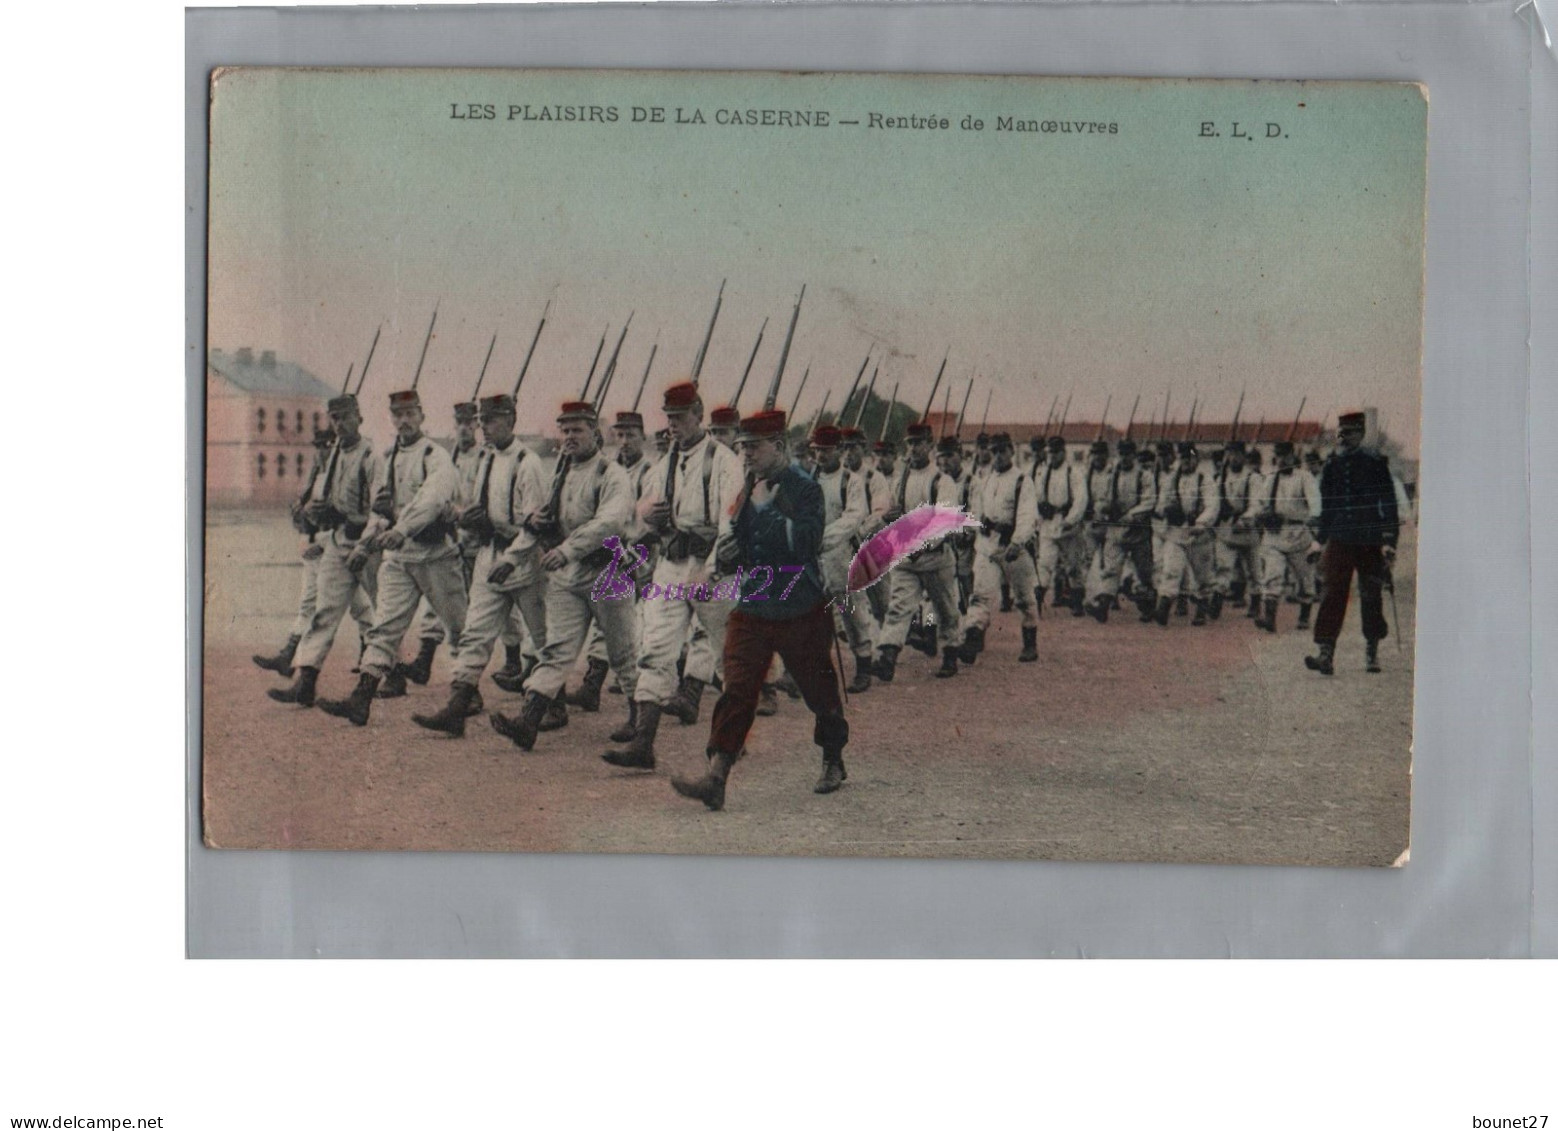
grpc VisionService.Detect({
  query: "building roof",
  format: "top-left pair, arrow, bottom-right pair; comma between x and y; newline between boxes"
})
208,347 -> 337,400
924,411 -> 1324,445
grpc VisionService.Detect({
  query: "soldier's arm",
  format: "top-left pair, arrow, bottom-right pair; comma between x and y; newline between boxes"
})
391,445 -> 458,540
1375,458 -> 1401,547
822,477 -> 862,549
1125,469 -> 1156,519
495,452 -> 547,560
356,448 -> 390,536
1308,468 -> 1328,537
706,446 -> 745,571
558,464 -> 633,563
1012,473 -> 1038,545
774,472 -> 827,562
1193,471 -> 1220,528
1063,465 -> 1089,525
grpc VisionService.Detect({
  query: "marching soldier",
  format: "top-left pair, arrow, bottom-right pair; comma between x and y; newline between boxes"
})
605,381 -> 742,768
873,422 -> 964,681
936,436 -> 975,612
316,388 -> 468,726
669,408 -> 849,810
1242,446 -> 1268,618
810,424 -> 875,692
1305,412 -> 1400,675
409,392 -> 549,737
1152,441 -> 1220,626
266,394 -> 380,708
842,427 -> 893,626
959,432 -> 1040,663
1082,438 -> 1157,623
708,405 -> 741,450
873,438 -> 898,481
491,401 -> 640,751
1031,435 -> 1088,615
653,428 -> 672,458
1211,440 -> 1259,620
1250,440 -> 1321,634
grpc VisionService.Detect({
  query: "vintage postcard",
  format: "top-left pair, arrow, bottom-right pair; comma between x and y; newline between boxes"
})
202,68 -> 1424,864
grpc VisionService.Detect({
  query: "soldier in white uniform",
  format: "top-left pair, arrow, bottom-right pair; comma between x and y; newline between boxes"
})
491,400 -> 639,752
316,388 -> 468,726
266,397 -> 381,707
810,424 -> 875,693
611,382 -> 742,766
1083,438 -> 1157,623
1250,440 -> 1322,633
1151,441 -> 1220,626
874,422 -> 964,681
1210,440 -> 1259,621
959,432 -> 1040,663
408,393 -> 549,737
842,427 -> 892,627
1031,435 -> 1088,614
936,436 -> 976,613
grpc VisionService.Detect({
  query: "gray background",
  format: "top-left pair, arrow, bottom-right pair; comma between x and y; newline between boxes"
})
187,1 -> 1551,958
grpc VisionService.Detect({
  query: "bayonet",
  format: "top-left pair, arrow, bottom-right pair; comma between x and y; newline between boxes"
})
592,313 -> 634,413
878,381 -> 899,443
1042,393 -> 1059,436
839,349 -> 871,424
763,284 -> 805,412
353,325 -> 381,396
730,318 -> 768,411
1229,384 -> 1246,444
1184,393 -> 1199,441
978,388 -> 992,436
788,364 -> 811,418
954,379 -> 974,440
510,298 -> 550,401
410,301 -> 439,392
1095,394 -> 1112,442
920,347 -> 949,421
808,389 -> 831,435
630,334 -> 659,414
342,362 -> 354,396
579,323 -> 608,401
1057,389 -> 1073,437
1286,397 -> 1307,443
1160,388 -> 1172,441
690,279 -> 725,386
853,364 -> 879,429
1123,394 -> 1140,441
470,331 -> 498,401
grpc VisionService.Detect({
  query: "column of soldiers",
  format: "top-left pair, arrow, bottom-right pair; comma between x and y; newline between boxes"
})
256,390 -> 1405,790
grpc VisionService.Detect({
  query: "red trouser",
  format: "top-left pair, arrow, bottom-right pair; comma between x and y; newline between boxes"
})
1313,542 -> 1390,644
708,605 -> 849,758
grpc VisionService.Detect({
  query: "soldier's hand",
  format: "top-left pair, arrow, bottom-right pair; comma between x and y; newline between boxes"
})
540,548 -> 568,572
346,548 -> 369,573
379,528 -> 406,551
487,561 -> 515,585
645,500 -> 672,528
457,505 -> 489,531
750,477 -> 775,508
1003,545 -> 1023,563
301,542 -> 325,562
1382,546 -> 1397,564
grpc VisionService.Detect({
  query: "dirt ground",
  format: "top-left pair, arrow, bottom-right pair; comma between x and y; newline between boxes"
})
201,510 -> 1414,865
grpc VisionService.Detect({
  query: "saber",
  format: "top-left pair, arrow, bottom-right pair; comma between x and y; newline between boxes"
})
878,381 -> 899,443
630,334 -> 659,413
788,365 -> 811,418
592,313 -> 634,413
410,301 -> 439,392
853,364 -> 879,428
353,325 -> 382,396
690,279 -> 725,386
920,348 -> 949,421
953,378 -> 974,440
510,298 -> 550,401
730,317 -> 768,411
579,323 -> 608,401
764,284 -> 806,412
470,331 -> 498,401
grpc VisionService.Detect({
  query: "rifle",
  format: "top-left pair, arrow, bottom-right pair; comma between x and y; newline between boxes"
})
592,314 -> 634,413
839,349 -> 871,425
978,388 -> 992,436
630,334 -> 659,413
763,285 -> 805,411
878,381 -> 899,443
954,379 -> 974,440
1159,388 -> 1172,441
354,326 -> 382,396
470,331 -> 498,401
1184,393 -> 1199,442
1057,389 -> 1073,438
1229,384 -> 1246,446
580,324 -> 608,401
690,279 -> 725,386
1251,415 -> 1264,445
410,302 -> 439,391
788,365 -> 811,419
730,318 -> 768,411
1123,394 -> 1140,442
341,362 -> 354,397
808,389 -> 832,435
1286,397 -> 1307,443
921,348 -> 949,421
853,364 -> 879,429
510,299 -> 550,400
1095,394 -> 1112,442
939,382 -> 952,437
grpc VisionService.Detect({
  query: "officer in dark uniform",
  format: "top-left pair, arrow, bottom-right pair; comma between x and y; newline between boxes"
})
670,409 -> 849,811
1306,411 -> 1400,675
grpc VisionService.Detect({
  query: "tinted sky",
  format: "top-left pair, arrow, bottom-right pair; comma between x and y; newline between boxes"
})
209,69 -> 1425,453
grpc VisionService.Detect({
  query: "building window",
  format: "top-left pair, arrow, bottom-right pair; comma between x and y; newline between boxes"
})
296,409 -> 304,434
296,452 -> 306,476
277,408 -> 287,434
256,452 -> 267,480
256,407 -> 266,434
277,454 -> 286,479
312,411 -> 321,433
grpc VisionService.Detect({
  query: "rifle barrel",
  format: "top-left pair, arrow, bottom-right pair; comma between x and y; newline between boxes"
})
593,313 -> 634,412
1286,396 -> 1308,443
1096,393 -> 1112,441
471,331 -> 498,401
730,318 -> 768,411
878,381 -> 899,443
921,349 -> 949,421
342,362 -> 354,396
690,279 -> 725,385
580,324 -> 608,401
788,366 -> 810,418
410,302 -> 440,391
1123,394 -> 1140,441
853,364 -> 879,429
354,325 -> 382,396
631,336 -> 659,414
978,388 -> 992,435
764,285 -> 805,412
511,298 -> 550,400
839,349 -> 871,424
954,378 -> 974,439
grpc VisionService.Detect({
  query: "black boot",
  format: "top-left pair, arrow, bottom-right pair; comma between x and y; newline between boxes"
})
999,581 -> 1013,612
1246,592 -> 1262,619
351,641 -> 366,674
1208,591 -> 1224,621
490,690 -> 551,752
564,658 -> 609,712
608,700 -> 639,744
1296,602 -> 1313,631
848,656 -> 873,694
1256,597 -> 1279,633
317,672 -> 380,727
662,676 -> 706,726
1230,579 -> 1247,608
1176,595 -> 1189,618
874,645 -> 900,684
1191,599 -> 1208,626
1155,596 -> 1173,627
1033,587 -> 1046,618
1070,589 -> 1087,617
1018,626 -> 1038,663
253,634 -> 300,678
493,643 -> 524,687
376,665 -> 408,699
671,747 -> 737,810
1088,596 -> 1110,624
910,621 -> 938,656
411,681 -> 479,737
1304,640 -> 1336,676
814,749 -> 848,794
266,664 -> 318,707
776,671 -> 802,699
1365,640 -> 1382,673
404,637 -> 438,685
1137,591 -> 1158,622
538,699 -> 569,732
603,701 -> 661,769
466,687 -> 484,716
935,645 -> 959,679
958,625 -> 984,665
492,653 -> 535,694
756,683 -> 780,715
